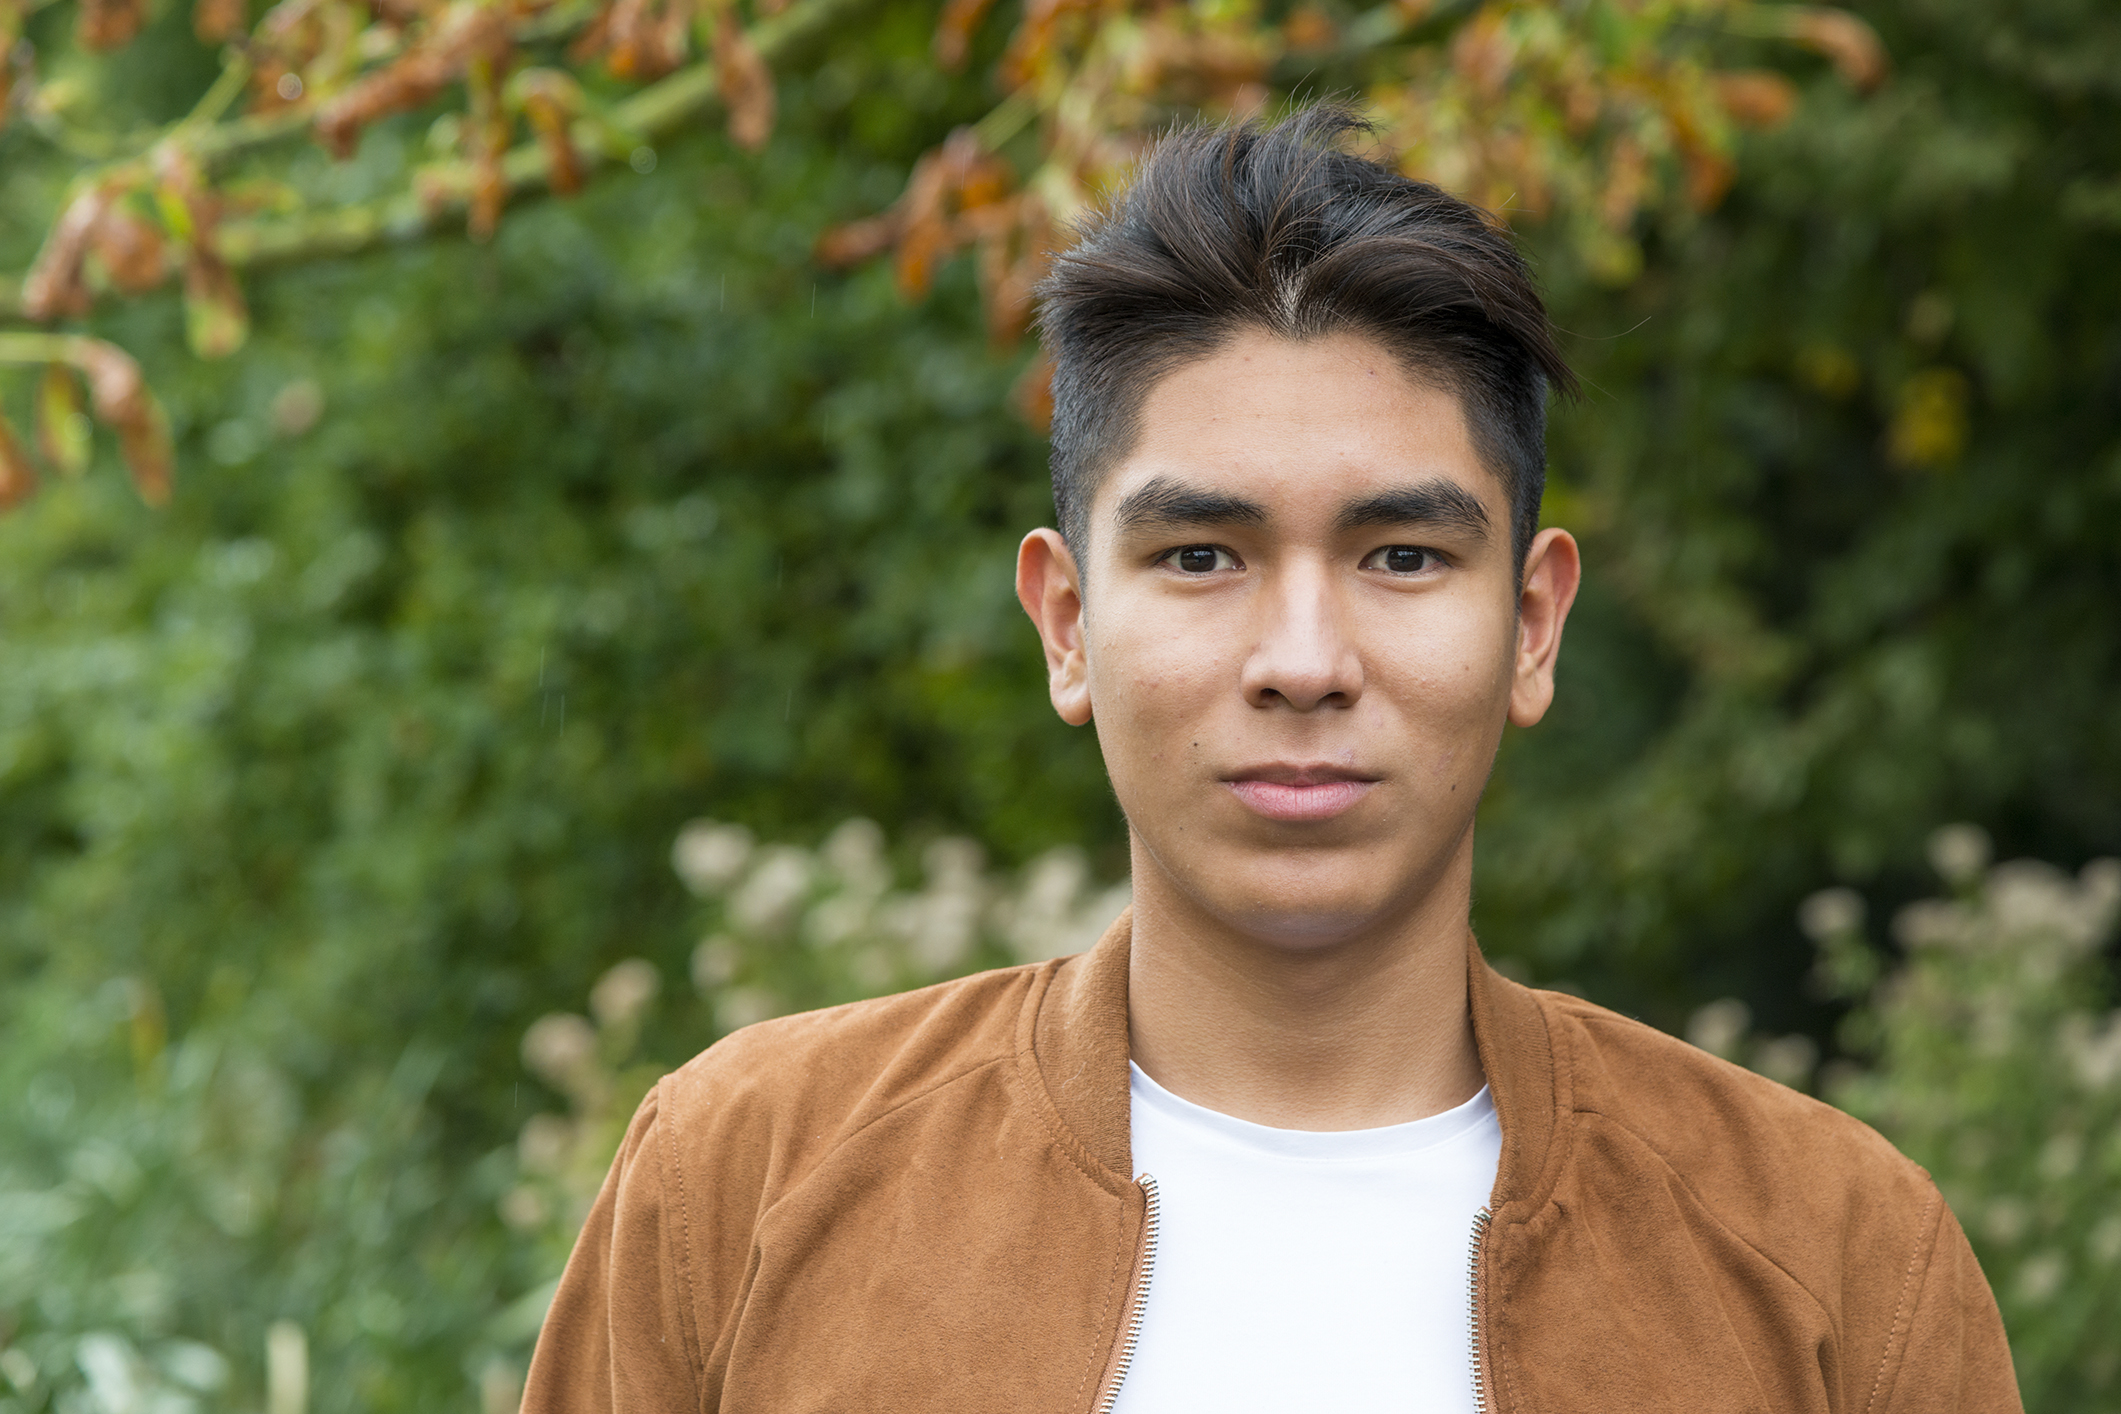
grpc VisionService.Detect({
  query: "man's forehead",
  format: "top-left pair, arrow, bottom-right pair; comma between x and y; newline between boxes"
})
1069,329 -> 1515,558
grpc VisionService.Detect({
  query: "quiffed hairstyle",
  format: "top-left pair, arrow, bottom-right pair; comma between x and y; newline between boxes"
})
1036,105 -> 1575,570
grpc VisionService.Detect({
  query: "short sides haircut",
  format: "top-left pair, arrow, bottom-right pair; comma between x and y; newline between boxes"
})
1036,104 -> 1576,571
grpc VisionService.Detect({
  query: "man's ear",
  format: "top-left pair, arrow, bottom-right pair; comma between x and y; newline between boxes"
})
1016,528 -> 1093,726
1508,526 -> 1582,728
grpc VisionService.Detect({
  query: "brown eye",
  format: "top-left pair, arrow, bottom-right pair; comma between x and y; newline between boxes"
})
1363,545 -> 1437,574
1164,545 -> 1237,573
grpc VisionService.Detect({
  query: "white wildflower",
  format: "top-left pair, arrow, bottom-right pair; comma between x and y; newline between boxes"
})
1686,998 -> 1751,1060
1926,823 -> 1991,885
672,821 -> 754,896
730,846 -> 813,934
1798,887 -> 1865,943
589,959 -> 659,1032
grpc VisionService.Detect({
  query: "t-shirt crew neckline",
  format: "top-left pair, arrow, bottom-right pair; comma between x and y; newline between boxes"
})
1126,1060 -> 1496,1162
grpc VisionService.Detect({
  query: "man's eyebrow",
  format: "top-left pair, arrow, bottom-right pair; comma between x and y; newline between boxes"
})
1112,476 -> 1269,535
1334,481 -> 1492,540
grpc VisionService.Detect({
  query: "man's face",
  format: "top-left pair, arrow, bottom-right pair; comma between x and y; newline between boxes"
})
1017,329 -> 1578,950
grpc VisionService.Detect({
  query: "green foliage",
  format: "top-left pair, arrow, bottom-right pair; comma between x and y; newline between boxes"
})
501,818 -> 1125,1271
1607,822 -> 2121,1402
1819,832 -> 2121,1406
1475,0 -> 2121,1020
0,0 -> 2116,1406
0,15 -> 1110,1404
1690,827 -> 2121,1405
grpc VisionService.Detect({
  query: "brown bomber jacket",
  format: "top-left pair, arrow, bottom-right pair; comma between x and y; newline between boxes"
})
522,914 -> 2020,1413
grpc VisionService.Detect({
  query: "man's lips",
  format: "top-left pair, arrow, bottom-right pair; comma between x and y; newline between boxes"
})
1223,768 -> 1379,822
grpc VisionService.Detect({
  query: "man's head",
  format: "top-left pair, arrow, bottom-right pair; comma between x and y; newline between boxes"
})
1038,104 -> 1573,577
1016,106 -> 1582,954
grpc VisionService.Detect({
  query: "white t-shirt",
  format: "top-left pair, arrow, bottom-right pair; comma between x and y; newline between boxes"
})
1110,1063 -> 1501,1414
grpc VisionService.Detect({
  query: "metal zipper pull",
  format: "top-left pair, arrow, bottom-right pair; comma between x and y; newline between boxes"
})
1467,1206 -> 1493,1414
1092,1174 -> 1161,1414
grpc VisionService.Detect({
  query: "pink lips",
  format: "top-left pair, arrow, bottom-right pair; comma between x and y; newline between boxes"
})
1225,773 -> 1376,822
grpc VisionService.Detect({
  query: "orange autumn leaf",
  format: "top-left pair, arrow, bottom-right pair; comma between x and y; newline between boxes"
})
76,0 -> 144,50
1280,7 -> 1335,53
515,69 -> 587,196
603,0 -> 692,80
60,339 -> 175,505
313,2 -> 512,158
1682,146 -> 1735,211
465,55 -> 512,240
934,0 -> 998,70
0,412 -> 37,511
1598,136 -> 1649,231
246,0 -> 329,113
998,0 -> 1092,91
20,185 -> 113,321
814,213 -> 900,268
713,5 -> 776,152
194,0 -> 248,42
1449,9 -> 1512,99
1010,350 -> 1053,432
88,203 -> 170,293
1716,70 -> 1798,129
1788,7 -> 1887,92
151,145 -> 252,357
894,216 -> 949,299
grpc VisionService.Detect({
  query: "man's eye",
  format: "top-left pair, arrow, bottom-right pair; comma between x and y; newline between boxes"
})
1363,545 -> 1439,575
1164,545 -> 1237,574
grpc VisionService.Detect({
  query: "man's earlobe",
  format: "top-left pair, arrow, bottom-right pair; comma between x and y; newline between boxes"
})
1508,527 -> 1582,729
1016,529 -> 1094,726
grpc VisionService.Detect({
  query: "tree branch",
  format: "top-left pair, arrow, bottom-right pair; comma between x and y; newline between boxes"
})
215,0 -> 870,270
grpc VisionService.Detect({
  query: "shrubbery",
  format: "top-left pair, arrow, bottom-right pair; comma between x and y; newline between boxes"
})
4,797 -> 2116,1413
0,0 -> 2114,1408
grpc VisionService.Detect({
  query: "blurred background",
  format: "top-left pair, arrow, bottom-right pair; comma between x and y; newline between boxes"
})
0,0 -> 2116,1407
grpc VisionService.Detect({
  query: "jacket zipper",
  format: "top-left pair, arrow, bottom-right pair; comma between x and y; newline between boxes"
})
1091,1173 -> 1161,1414
1468,1205 -> 1493,1414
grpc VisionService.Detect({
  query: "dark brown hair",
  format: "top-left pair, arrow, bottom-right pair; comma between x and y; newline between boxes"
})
1036,104 -> 1575,569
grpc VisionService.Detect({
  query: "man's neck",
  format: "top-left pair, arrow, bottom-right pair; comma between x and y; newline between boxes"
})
1124,832 -> 1486,1132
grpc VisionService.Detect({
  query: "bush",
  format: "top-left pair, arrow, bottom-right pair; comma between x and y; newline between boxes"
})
1814,830 -> 2121,1405
1688,824 -> 2121,1405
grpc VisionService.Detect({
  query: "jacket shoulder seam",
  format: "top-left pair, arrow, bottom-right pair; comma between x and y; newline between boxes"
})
1861,1186 -> 1944,1414
703,1048 -> 1016,1202
669,1037 -> 1020,1385
669,983 -> 1028,1165
735,1053 -> 1017,1234
830,1050 -> 1015,1151
1569,1104 -> 1841,1327
655,1079 -> 711,1395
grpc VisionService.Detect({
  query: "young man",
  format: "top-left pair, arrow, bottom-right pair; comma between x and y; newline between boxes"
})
522,107 -> 2018,1412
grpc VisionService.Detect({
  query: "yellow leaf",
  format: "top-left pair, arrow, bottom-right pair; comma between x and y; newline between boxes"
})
184,257 -> 251,359
37,363 -> 93,476
1887,368 -> 1970,469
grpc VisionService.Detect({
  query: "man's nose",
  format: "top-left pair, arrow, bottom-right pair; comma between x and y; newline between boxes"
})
1239,561 -> 1364,711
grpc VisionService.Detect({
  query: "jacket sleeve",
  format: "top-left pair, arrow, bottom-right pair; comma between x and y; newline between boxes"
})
521,1083 -> 703,1414
1872,1194 -> 2022,1414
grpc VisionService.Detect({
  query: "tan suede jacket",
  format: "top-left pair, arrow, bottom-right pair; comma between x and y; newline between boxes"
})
522,915 -> 2019,1413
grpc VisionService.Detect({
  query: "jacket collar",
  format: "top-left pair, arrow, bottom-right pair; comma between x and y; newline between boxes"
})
1029,907 -> 1560,1216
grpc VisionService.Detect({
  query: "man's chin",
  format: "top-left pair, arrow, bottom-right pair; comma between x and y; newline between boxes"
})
1132,829 -> 1469,952
1183,887 -> 1416,954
